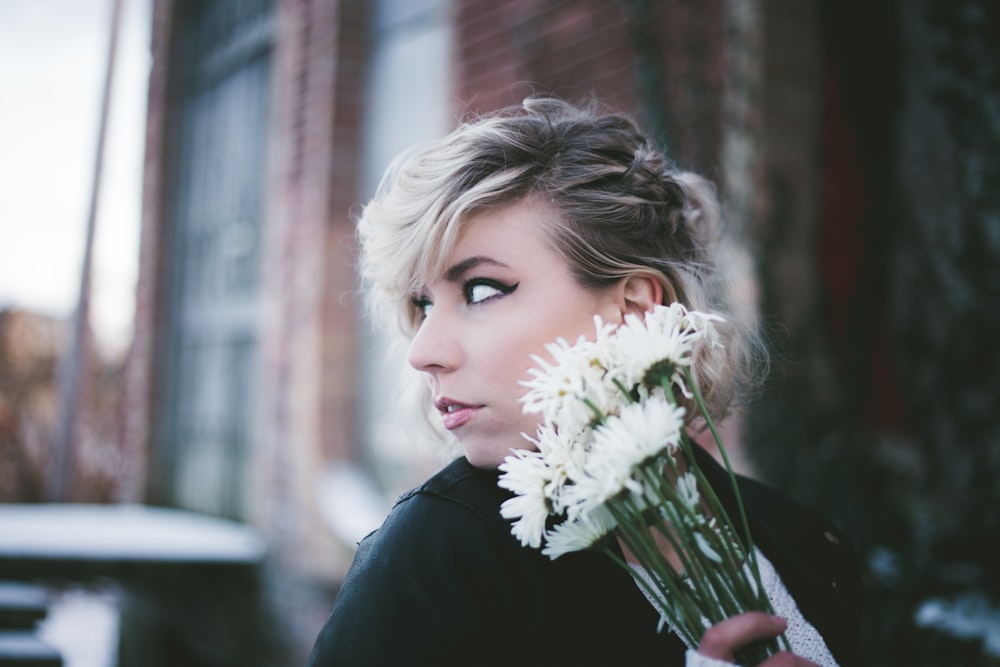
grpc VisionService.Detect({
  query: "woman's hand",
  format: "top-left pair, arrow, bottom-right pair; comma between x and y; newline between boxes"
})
694,612 -> 820,666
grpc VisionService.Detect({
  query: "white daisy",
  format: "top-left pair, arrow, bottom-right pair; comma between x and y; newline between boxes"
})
498,298 -> 778,658
576,397 -> 686,506
498,448 -> 554,549
520,316 -> 630,431
533,423 -> 592,512
540,506 -> 618,559
694,531 -> 723,563
611,303 -> 724,393
683,309 -> 725,350
520,336 -> 606,430
676,472 -> 701,513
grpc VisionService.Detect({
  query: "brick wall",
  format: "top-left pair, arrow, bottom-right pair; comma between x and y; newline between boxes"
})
123,0 -> 175,505
130,0 -> 369,577
130,0 -> 832,569
123,1 -> 876,663
321,0 -> 368,467
452,0 -> 728,174
455,0 -> 638,114
256,0 -> 367,579
754,0 -> 832,402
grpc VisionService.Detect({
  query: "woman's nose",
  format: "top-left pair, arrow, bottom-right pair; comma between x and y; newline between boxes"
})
407,309 -> 461,373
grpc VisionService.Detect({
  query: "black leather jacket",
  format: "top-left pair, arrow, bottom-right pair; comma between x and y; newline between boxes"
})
307,447 -> 865,666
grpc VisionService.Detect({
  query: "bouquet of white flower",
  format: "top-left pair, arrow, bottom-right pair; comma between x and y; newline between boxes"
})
498,302 -> 787,664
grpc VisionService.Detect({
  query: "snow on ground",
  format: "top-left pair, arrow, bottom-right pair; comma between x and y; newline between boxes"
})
36,584 -> 120,667
0,504 -> 264,562
915,592 -> 1000,657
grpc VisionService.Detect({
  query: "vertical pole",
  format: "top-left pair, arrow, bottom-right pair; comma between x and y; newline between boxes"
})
50,0 -> 126,501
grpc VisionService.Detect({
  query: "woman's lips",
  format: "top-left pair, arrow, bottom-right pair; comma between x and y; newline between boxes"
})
435,398 -> 481,430
441,405 -> 478,430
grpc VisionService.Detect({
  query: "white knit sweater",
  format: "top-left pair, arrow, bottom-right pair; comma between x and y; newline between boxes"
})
630,547 -> 840,667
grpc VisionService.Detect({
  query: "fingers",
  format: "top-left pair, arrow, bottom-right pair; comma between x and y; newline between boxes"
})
698,612 -> 787,661
695,613 -> 822,666
758,652 -> 821,667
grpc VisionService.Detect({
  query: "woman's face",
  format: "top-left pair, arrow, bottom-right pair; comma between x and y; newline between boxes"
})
407,198 -> 626,468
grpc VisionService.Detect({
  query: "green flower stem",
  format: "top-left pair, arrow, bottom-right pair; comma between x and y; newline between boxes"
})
659,517 -> 744,623
659,374 -> 787,657
678,371 -> 790,655
663,376 -> 762,605
656,452 -> 750,598
636,514 -> 718,625
601,545 -> 698,644
676,446 -> 762,610
581,396 -> 605,424
637,466 -> 727,619
658,464 -> 757,609
605,503 -> 703,646
628,463 -> 757,638
654,425 -> 758,615
616,495 -> 692,590
613,489 -> 723,637
651,471 -> 782,664
612,378 -> 635,402
680,369 -> 771,612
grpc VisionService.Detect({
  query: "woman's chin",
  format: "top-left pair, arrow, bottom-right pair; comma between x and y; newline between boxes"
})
463,440 -> 537,470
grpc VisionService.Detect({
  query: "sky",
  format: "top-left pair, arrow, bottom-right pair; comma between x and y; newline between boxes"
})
0,0 -> 151,359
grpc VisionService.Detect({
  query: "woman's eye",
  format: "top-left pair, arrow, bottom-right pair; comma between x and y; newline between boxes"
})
467,283 -> 502,304
410,296 -> 432,319
464,279 -> 518,306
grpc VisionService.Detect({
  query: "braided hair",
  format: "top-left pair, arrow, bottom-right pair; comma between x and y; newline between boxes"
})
357,96 -> 765,425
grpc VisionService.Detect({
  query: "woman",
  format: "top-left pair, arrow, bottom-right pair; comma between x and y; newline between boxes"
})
307,97 -> 865,666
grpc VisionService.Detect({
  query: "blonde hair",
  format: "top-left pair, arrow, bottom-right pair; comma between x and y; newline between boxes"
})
357,96 -> 765,433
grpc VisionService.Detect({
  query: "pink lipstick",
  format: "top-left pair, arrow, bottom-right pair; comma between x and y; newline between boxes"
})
435,397 -> 481,430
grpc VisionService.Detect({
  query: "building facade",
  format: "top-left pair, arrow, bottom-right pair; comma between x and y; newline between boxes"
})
126,1 -> 1000,664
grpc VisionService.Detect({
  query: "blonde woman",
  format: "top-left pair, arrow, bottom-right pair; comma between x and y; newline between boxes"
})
307,97 -> 865,667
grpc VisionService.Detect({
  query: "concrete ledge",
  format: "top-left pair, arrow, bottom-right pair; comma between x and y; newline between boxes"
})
0,505 -> 267,667
0,504 -> 265,581
0,630 -> 62,666
0,582 -> 48,630
0,504 -> 264,564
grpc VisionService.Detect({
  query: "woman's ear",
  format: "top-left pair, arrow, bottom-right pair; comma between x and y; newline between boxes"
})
621,274 -> 665,316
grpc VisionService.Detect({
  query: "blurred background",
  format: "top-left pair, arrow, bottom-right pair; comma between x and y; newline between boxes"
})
1,0 -> 998,665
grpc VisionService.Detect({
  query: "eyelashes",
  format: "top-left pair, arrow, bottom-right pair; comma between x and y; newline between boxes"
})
410,294 -> 433,320
409,278 -> 519,321
463,278 -> 518,306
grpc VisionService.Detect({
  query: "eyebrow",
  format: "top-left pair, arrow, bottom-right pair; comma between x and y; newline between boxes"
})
443,255 -> 510,282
